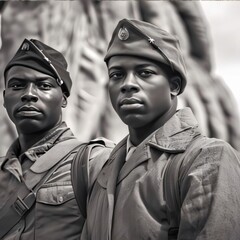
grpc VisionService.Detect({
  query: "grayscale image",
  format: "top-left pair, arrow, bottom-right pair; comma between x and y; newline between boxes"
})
0,1 -> 240,239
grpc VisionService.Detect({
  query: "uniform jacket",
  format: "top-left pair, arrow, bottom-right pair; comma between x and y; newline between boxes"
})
0,122 -> 112,240
83,108 -> 240,240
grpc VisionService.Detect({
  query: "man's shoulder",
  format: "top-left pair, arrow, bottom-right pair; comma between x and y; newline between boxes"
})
190,136 -> 236,154
89,137 -> 115,148
182,136 -> 239,171
87,137 -> 115,160
72,137 -> 115,169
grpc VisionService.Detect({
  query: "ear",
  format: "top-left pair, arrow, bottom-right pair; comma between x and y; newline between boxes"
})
3,90 -> 6,108
62,94 -> 68,108
169,76 -> 181,97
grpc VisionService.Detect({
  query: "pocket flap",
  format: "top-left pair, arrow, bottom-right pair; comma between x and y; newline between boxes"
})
37,184 -> 74,205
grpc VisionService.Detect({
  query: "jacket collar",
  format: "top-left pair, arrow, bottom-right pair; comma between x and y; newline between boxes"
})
148,107 -> 201,153
101,108 -> 201,186
1,122 -> 74,179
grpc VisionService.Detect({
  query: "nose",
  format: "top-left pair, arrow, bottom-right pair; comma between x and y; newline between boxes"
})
120,73 -> 140,93
21,83 -> 38,102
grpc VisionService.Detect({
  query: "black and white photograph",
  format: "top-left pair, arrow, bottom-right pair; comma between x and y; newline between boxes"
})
0,1 -> 240,239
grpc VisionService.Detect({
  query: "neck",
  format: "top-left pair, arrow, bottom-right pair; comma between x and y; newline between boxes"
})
129,97 -> 177,146
18,122 -> 62,154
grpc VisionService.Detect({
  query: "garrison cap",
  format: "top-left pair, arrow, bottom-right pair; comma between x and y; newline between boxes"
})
4,38 -> 72,97
104,19 -> 187,94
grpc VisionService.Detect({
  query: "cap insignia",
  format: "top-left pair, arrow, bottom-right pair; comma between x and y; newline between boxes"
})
118,27 -> 129,41
148,37 -> 155,44
21,42 -> 30,51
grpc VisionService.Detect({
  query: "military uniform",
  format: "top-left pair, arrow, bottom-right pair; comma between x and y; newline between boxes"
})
0,122 -> 113,239
83,108 -> 240,240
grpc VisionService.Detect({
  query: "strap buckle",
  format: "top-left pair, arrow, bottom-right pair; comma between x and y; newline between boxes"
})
14,192 -> 36,216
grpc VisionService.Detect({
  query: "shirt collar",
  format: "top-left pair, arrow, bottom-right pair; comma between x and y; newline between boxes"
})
126,136 -> 137,161
1,122 -> 73,172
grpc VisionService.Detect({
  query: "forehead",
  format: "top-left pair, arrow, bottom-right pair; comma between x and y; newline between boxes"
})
5,66 -> 55,83
108,55 -> 160,69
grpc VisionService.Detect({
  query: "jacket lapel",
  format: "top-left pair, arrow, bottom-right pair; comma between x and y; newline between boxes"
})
117,140 -> 151,183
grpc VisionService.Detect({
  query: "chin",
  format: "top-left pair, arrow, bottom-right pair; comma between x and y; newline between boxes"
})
121,115 -> 146,129
16,120 -> 51,135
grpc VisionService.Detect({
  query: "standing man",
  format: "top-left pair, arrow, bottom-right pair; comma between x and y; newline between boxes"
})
83,19 -> 240,240
0,38 -> 113,239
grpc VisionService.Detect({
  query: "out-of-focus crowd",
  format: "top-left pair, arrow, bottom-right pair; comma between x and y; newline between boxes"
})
0,0 -> 240,156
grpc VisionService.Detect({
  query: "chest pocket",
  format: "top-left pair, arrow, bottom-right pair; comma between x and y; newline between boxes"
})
35,182 -> 83,239
34,151 -> 84,239
36,183 -> 74,205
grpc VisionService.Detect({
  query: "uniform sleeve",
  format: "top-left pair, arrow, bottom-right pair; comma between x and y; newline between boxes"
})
178,141 -> 240,240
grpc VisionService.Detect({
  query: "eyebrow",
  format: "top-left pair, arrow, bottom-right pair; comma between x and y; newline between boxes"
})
109,63 -> 157,71
108,66 -> 123,71
136,64 -> 157,68
7,76 -> 56,82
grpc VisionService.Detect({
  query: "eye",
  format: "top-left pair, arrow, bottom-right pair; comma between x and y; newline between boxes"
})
138,69 -> 155,78
109,71 -> 124,81
8,81 -> 26,90
37,82 -> 53,90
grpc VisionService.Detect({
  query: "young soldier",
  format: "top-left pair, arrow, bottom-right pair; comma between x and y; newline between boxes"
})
83,19 -> 240,240
0,38 -> 113,239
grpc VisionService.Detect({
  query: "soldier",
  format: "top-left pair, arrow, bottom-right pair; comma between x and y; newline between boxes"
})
83,19 -> 240,240
0,38 -> 113,239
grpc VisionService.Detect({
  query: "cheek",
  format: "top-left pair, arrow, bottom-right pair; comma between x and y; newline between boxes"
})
153,87 -> 170,101
42,90 -> 63,105
109,85 -> 118,108
3,94 -> 17,112
47,98 -> 63,115
148,84 -> 171,108
39,92 -> 64,118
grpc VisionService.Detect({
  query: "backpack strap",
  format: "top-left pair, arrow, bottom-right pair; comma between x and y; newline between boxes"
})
71,137 -> 114,219
71,143 -> 88,219
163,135 -> 203,240
0,138 -> 82,239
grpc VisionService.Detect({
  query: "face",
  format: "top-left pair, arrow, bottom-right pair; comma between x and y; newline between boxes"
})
108,56 -> 177,129
3,66 -> 66,135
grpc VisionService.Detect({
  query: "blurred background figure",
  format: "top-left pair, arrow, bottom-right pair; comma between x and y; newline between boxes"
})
0,0 -> 240,155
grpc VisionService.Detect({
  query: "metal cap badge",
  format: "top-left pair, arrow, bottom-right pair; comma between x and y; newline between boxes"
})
118,27 -> 129,41
21,42 -> 30,51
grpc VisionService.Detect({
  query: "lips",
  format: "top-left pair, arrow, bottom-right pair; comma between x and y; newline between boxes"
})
16,105 -> 41,117
17,105 -> 40,112
119,98 -> 143,111
120,98 -> 143,106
